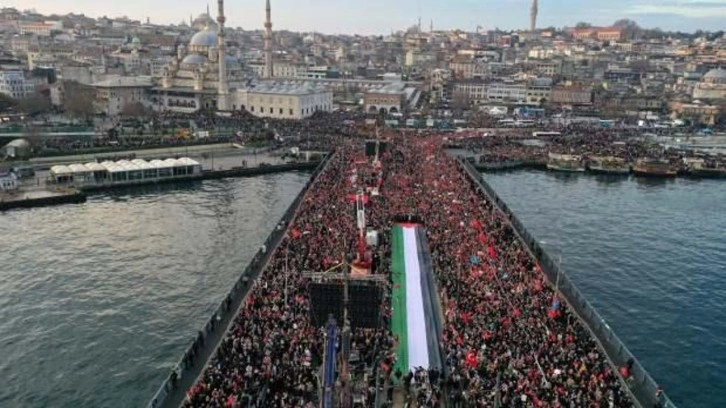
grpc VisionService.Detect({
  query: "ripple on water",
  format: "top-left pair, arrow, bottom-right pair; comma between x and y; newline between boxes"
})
0,173 -> 310,408
486,171 -> 726,408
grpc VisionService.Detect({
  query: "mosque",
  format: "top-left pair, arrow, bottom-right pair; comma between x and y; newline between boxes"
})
692,68 -> 726,101
150,0 -> 332,119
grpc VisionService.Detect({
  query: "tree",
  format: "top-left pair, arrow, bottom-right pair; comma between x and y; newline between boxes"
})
121,101 -> 151,118
613,19 -> 640,40
17,93 -> 52,115
451,90 -> 471,116
575,22 -> 592,28
0,93 -> 17,112
62,80 -> 95,118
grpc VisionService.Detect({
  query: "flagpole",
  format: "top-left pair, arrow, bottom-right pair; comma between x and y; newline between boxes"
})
284,248 -> 289,306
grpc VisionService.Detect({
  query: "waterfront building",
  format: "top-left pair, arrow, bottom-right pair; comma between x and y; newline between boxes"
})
151,5 -> 247,112
364,82 -> 409,114
235,81 -> 333,119
49,157 -> 202,185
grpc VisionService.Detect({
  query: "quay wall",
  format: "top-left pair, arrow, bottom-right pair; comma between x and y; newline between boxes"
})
458,157 -> 675,408
0,190 -> 86,211
147,152 -> 335,408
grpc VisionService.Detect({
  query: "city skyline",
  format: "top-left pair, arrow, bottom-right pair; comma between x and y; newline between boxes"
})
3,0 -> 726,34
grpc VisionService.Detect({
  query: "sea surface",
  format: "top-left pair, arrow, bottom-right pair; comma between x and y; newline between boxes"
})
485,171 -> 726,408
0,173 -> 310,408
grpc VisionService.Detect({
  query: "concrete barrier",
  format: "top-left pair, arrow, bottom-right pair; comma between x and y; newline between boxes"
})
457,157 -> 675,408
147,151 -> 335,408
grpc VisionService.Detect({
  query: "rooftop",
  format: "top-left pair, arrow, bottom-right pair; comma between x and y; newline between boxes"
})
93,75 -> 153,88
247,81 -> 330,95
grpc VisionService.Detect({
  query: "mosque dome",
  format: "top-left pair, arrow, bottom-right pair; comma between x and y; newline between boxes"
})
131,36 -> 141,45
182,53 -> 207,67
192,13 -> 218,32
702,68 -> 726,84
189,28 -> 218,48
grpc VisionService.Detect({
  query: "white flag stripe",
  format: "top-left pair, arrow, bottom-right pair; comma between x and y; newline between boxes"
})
403,226 -> 430,371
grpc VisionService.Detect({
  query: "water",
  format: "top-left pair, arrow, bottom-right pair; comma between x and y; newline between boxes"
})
0,173 -> 310,408
485,171 -> 726,408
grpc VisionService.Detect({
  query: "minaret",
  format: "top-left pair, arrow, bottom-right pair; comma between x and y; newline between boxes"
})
217,0 -> 229,109
264,0 -> 274,79
529,0 -> 538,32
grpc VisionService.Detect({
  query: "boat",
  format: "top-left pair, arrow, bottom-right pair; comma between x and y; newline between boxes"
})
632,158 -> 677,177
684,158 -> 726,178
547,153 -> 585,172
587,156 -> 631,175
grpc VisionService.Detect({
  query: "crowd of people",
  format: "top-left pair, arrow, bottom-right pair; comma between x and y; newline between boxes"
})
182,132 -> 642,407
385,136 -> 634,406
183,141 -> 393,407
452,126 -> 724,171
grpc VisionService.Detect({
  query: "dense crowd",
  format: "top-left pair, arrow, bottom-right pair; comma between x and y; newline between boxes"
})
183,133 -> 641,408
386,136 -> 634,407
454,127 -> 724,169
183,142 -> 392,407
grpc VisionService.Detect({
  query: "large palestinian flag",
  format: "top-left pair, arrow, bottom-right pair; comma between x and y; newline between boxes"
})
391,223 -> 443,377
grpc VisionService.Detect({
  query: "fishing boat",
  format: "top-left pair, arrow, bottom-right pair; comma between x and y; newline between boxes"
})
547,153 -> 585,172
587,156 -> 631,175
632,158 -> 677,177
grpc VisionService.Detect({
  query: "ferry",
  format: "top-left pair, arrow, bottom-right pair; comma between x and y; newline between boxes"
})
547,153 -> 585,172
632,158 -> 677,177
587,156 -> 630,175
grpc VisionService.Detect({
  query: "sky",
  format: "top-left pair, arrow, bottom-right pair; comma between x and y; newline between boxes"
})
4,0 -> 726,34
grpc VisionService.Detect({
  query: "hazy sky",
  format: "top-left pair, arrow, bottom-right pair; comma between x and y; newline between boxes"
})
5,0 -> 726,34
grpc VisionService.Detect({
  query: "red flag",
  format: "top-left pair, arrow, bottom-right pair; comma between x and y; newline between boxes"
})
290,228 -> 302,239
470,219 -> 483,230
465,351 -> 478,368
487,246 -> 498,260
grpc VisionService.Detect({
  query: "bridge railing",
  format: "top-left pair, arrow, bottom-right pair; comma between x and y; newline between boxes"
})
458,157 -> 675,408
147,152 -> 333,408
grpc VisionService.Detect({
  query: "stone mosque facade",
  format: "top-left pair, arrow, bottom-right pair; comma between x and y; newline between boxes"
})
150,0 -> 332,119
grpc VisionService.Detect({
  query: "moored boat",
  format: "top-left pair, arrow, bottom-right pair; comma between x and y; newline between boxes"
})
547,153 -> 585,172
587,156 -> 631,175
684,158 -> 726,178
633,158 -> 677,177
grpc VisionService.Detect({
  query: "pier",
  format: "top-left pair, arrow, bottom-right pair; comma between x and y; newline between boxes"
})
0,188 -> 86,211
0,160 -> 323,212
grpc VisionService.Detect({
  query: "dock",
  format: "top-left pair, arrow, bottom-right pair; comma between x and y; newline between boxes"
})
0,161 -> 322,212
0,188 -> 86,211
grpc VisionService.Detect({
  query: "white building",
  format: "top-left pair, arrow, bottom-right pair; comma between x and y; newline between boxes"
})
0,67 -> 33,99
487,81 -> 527,104
18,21 -> 62,37
0,171 -> 19,191
233,81 -> 333,119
